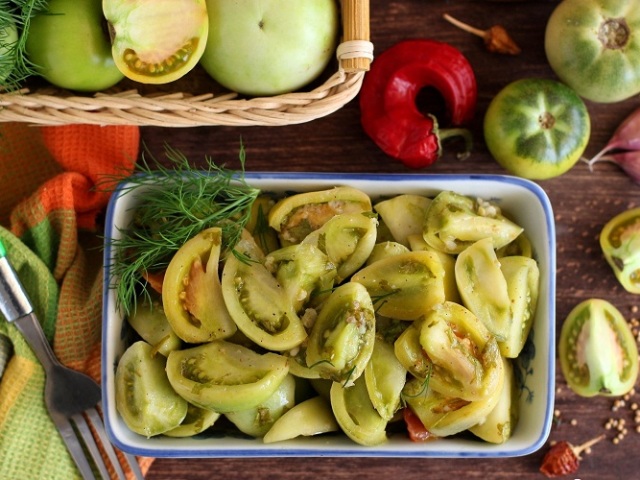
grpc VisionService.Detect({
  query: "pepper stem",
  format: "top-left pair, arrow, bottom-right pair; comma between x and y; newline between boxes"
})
571,434 -> 605,459
439,127 -> 473,160
443,13 -> 485,38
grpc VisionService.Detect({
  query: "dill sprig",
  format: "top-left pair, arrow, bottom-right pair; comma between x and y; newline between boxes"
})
106,144 -> 260,316
1,0 -> 48,91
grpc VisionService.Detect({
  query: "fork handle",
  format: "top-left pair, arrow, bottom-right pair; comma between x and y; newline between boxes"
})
0,252 -> 60,371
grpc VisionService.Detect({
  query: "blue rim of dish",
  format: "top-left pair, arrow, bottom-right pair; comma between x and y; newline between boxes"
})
101,172 -> 556,458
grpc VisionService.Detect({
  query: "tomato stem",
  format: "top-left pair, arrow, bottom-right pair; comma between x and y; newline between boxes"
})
439,127 -> 473,160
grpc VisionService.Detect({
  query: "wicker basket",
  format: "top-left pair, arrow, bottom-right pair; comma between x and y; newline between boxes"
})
0,0 -> 371,127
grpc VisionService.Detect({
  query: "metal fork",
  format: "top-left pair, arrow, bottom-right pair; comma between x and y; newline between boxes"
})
0,240 -> 143,480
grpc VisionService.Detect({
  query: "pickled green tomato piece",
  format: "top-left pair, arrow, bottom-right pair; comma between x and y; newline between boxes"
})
246,195 -> 281,254
115,341 -> 188,437
268,186 -> 372,245
600,207 -> 640,293
302,212 -> 378,282
469,357 -> 519,444
402,368 -> 504,437
455,237 -> 511,341
419,301 -> 504,401
306,282 -> 376,385
265,243 -> 337,313
374,194 -> 431,247
560,299 -> 639,397
330,375 -> 387,446
166,340 -> 290,412
263,395 -> 339,444
226,374 -> 296,437
163,404 -> 220,438
162,227 -> 237,343
351,251 -> 445,321
364,338 -> 407,421
499,256 -> 540,358
423,191 -> 524,254
365,241 -> 410,265
221,233 -> 307,351
394,318 -> 432,380
127,293 -> 181,356
406,234 -> 460,303
497,232 -> 533,258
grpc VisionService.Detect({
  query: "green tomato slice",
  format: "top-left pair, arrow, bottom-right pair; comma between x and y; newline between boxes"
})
559,299 -> 639,397
351,250 -> 446,320
163,403 -> 220,438
469,357 -> 519,444
302,212 -> 378,282
407,234 -> 461,303
225,374 -> 296,438
374,194 -> 431,247
600,207 -> 640,294
306,282 -> 376,385
499,255 -> 540,358
263,395 -> 339,444
268,186 -> 372,245
162,227 -> 237,343
364,337 -> 407,421
127,293 -> 181,356
402,367 -> 504,438
221,234 -> 307,352
115,341 -> 188,437
455,237 -> 511,341
394,318 -> 432,380
419,301 -> 504,402
423,191 -> 523,254
330,375 -> 387,446
166,340 -> 290,413
365,241 -> 410,265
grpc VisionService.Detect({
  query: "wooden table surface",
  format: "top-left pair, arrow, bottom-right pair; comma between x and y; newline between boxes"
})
140,1 -> 640,478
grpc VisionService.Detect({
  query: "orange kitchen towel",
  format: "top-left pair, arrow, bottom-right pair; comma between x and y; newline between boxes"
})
0,123 -> 152,479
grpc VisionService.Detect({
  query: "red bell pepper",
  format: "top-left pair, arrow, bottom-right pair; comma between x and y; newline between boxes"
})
359,39 -> 477,168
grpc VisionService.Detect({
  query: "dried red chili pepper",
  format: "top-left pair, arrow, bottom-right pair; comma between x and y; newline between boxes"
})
539,435 -> 605,478
359,39 -> 477,169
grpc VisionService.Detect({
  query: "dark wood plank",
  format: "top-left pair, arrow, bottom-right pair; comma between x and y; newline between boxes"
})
140,1 -> 640,478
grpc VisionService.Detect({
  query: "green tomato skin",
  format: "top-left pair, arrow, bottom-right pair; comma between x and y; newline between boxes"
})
0,20 -> 18,83
484,78 -> 590,180
545,0 -> 640,103
25,0 -> 123,91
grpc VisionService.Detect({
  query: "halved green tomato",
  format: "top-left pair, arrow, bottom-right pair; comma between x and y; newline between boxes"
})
103,0 -> 209,84
127,292 -> 181,356
418,301 -> 504,401
331,375 -> 388,446
268,186 -> 372,245
302,212 -> 378,282
484,77 -> 590,179
559,299 -> 639,397
423,191 -> 523,254
263,395 -> 339,444
221,235 -> 307,351
600,207 -> 640,294
351,250 -> 445,320
166,340 -> 290,412
162,227 -> 237,343
115,341 -> 188,437
306,282 -> 376,385
225,374 -> 296,437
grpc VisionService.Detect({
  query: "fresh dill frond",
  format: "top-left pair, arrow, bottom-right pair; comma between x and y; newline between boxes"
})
106,143 -> 260,316
1,0 -> 48,91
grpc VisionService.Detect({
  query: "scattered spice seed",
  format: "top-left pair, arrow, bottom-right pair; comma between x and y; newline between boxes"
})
539,435 -> 605,478
443,13 -> 521,55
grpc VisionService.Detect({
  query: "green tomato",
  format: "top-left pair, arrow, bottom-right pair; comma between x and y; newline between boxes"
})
484,78 -> 590,180
25,0 -> 123,91
559,299 -> 639,397
545,0 -> 640,103
0,19 -> 18,83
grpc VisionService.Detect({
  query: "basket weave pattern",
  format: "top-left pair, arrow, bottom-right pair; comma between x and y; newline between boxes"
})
0,1 -> 371,127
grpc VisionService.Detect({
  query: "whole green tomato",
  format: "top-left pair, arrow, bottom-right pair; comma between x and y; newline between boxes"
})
25,0 -> 123,92
545,0 -> 640,103
484,78 -> 590,180
0,19 -> 18,83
